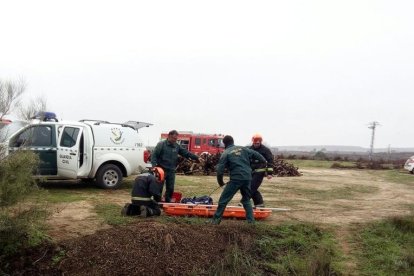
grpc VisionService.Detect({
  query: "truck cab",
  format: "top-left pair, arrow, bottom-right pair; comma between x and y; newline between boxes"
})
3,114 -> 152,189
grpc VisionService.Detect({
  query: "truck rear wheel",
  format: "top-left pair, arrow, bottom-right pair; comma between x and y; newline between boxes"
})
96,164 -> 123,189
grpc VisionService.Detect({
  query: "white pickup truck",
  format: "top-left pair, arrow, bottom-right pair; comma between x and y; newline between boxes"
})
1,113 -> 152,189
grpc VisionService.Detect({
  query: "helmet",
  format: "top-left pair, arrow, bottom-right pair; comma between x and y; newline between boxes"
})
252,133 -> 263,143
153,167 -> 165,183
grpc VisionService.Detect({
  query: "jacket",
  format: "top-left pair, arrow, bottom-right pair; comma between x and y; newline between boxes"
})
249,144 -> 274,173
216,144 -> 266,184
131,173 -> 163,202
151,139 -> 199,171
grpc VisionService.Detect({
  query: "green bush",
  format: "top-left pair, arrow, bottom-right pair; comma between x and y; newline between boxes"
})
0,150 -> 39,206
0,207 -> 48,255
0,150 -> 48,256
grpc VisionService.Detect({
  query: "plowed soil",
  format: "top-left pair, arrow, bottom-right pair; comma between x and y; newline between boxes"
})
5,220 -> 255,275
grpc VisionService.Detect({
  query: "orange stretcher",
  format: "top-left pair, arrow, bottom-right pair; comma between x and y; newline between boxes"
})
162,203 -> 272,220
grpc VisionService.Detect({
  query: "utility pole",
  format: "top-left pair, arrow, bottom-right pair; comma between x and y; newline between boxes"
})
368,121 -> 380,162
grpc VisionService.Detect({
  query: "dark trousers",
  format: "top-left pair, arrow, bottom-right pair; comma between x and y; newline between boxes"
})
213,179 -> 254,223
251,172 -> 265,206
163,170 -> 176,202
130,200 -> 161,217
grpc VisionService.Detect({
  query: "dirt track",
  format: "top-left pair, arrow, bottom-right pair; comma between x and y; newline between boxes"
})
45,168 -> 414,242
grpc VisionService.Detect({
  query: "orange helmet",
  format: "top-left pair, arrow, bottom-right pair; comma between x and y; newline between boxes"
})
252,133 -> 263,143
153,167 -> 165,183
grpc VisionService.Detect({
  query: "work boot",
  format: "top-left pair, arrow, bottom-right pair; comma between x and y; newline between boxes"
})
255,203 -> 265,208
139,206 -> 148,218
121,203 -> 130,216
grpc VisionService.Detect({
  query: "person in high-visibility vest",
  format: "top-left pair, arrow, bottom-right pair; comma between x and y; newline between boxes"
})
121,167 -> 165,217
249,134 -> 274,208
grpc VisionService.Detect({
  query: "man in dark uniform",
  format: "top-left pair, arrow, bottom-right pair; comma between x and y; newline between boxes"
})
210,135 -> 267,225
151,130 -> 203,202
250,134 -> 274,208
121,167 -> 165,217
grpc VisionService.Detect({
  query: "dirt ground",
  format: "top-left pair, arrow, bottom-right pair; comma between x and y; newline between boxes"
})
3,168 -> 414,275
268,168 -> 414,224
45,168 -> 414,242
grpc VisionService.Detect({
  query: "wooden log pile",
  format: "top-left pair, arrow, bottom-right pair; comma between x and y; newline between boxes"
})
176,154 -> 301,177
272,159 -> 302,177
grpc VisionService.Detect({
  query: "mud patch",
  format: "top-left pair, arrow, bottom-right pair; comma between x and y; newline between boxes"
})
46,200 -> 110,241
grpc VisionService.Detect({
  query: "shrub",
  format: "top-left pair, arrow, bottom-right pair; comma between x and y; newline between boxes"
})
0,150 -> 48,256
0,150 -> 39,206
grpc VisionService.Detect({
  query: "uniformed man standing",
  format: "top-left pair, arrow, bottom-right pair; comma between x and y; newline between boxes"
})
151,130 -> 203,202
210,135 -> 267,225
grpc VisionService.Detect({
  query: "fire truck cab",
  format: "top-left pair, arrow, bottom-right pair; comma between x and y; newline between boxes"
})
160,131 -> 225,155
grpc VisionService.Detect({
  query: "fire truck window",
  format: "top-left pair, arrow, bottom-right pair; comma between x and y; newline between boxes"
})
195,138 -> 201,146
203,139 -> 206,144
218,139 -> 224,148
180,140 -> 189,150
60,127 -> 80,148
209,139 -> 215,146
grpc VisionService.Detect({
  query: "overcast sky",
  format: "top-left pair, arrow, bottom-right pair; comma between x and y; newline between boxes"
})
1,0 -> 413,148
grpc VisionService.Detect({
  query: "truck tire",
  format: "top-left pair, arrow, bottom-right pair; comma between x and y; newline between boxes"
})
96,164 -> 123,189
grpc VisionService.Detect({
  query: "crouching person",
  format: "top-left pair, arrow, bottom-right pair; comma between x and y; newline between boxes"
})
121,167 -> 165,217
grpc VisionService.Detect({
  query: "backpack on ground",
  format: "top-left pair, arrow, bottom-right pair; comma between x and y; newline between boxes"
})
180,196 -> 213,205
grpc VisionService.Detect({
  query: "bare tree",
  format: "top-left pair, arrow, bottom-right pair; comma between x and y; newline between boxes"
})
0,78 -> 26,119
18,95 -> 48,120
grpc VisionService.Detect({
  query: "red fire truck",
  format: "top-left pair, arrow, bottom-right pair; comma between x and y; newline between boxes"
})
160,131 -> 225,155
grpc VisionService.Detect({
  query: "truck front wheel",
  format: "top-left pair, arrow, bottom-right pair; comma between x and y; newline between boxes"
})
96,164 -> 123,189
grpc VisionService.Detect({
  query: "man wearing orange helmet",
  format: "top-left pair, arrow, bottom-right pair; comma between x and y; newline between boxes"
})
121,167 -> 165,217
250,133 -> 274,208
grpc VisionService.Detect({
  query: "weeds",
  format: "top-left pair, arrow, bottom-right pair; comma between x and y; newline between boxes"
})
254,223 -> 340,275
94,203 -> 134,225
211,244 -> 259,276
355,215 -> 414,275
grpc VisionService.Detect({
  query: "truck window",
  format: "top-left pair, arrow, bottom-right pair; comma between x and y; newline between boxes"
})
203,138 -> 206,144
60,127 -> 80,147
10,128 -> 32,147
195,138 -> 201,146
32,126 -> 53,146
11,126 -> 53,147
